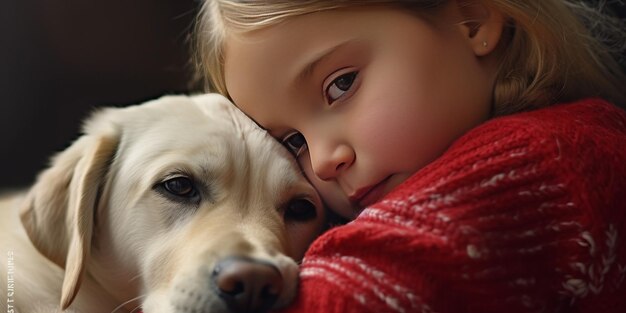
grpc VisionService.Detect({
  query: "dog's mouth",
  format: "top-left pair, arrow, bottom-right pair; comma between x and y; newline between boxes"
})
139,251 -> 299,313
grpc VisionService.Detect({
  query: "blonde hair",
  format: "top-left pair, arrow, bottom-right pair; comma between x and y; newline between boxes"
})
194,0 -> 626,115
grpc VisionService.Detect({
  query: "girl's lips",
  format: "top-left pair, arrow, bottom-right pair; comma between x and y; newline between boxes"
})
349,176 -> 391,208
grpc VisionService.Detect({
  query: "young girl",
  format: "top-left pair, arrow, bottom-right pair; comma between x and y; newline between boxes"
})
195,1 -> 626,312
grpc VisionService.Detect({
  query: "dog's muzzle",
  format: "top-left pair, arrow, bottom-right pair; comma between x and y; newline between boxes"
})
211,256 -> 284,313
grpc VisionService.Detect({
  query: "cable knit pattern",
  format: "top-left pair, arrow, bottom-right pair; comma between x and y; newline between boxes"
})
277,98 -> 626,313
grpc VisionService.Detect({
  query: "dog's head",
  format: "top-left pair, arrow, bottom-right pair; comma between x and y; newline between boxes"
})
20,94 -> 326,312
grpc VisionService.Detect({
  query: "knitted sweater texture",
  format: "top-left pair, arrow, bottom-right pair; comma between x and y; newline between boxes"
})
278,98 -> 626,313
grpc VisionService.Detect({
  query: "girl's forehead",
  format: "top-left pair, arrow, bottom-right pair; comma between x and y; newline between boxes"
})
222,6 -> 456,127
223,10 -> 357,105
223,8 -> 412,97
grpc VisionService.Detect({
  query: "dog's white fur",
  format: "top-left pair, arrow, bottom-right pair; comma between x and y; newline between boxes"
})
0,94 -> 325,313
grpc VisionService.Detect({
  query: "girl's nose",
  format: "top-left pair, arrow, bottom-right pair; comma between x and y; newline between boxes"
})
310,143 -> 355,181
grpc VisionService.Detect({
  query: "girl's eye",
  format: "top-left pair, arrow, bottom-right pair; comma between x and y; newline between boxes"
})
325,71 -> 358,103
282,132 -> 307,157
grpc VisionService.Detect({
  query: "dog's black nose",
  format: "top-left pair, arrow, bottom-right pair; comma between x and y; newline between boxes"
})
212,257 -> 283,313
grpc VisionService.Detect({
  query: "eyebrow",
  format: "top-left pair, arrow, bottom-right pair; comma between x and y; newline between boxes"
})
268,40 -> 362,136
297,40 -> 359,83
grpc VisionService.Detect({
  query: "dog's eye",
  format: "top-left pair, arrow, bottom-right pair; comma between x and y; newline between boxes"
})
163,177 -> 198,198
284,198 -> 317,222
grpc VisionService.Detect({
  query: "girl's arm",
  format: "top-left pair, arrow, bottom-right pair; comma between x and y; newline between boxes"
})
278,98 -> 626,313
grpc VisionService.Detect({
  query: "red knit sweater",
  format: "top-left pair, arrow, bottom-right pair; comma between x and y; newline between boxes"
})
278,98 -> 626,313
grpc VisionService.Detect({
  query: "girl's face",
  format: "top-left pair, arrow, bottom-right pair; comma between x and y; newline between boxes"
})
224,4 -> 501,219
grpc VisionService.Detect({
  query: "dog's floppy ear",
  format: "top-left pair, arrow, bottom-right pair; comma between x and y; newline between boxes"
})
19,110 -> 119,309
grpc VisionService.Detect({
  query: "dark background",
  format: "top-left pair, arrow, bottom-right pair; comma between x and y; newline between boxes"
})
0,1 -> 625,190
1,0 -> 201,189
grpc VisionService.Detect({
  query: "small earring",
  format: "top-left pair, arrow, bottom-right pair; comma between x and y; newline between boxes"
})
482,41 -> 488,47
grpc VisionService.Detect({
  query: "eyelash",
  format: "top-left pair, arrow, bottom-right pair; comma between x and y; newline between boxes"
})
281,131 -> 307,157
280,69 -> 359,157
324,70 -> 359,104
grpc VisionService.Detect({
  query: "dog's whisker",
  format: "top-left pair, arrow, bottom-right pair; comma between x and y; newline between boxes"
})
4,94 -> 321,311
128,273 -> 143,283
130,304 -> 144,313
110,295 -> 146,313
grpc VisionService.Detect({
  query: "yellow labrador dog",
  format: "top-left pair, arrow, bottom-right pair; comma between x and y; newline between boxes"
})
0,94 -> 326,313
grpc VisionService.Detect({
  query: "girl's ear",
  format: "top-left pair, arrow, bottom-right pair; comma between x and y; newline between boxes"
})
455,0 -> 506,57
